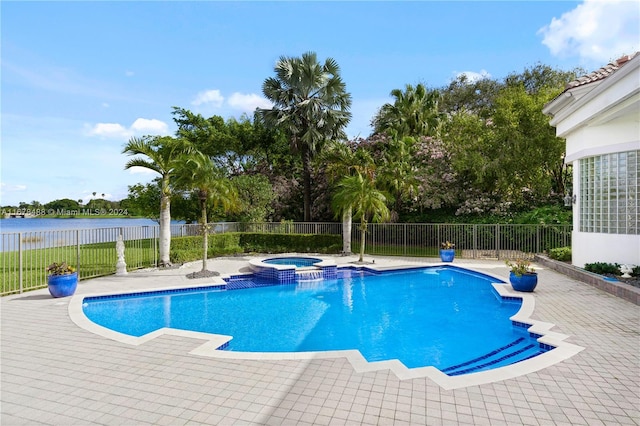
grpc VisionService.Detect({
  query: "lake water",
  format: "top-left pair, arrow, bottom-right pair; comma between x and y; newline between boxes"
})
0,218 -> 190,252
0,218 -> 160,234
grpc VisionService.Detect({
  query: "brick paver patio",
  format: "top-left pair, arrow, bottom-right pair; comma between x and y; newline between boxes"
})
1,256 -> 638,425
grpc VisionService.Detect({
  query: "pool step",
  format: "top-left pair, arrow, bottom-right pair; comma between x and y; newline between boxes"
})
224,278 -> 280,290
441,337 -> 545,376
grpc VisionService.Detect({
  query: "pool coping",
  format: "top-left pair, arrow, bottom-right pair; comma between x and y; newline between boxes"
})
68,262 -> 584,390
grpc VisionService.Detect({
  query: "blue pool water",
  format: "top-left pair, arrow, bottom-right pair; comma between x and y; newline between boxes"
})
263,257 -> 322,267
82,266 -> 548,374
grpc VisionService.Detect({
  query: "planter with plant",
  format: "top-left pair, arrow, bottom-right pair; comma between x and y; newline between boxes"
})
46,262 -> 78,297
440,241 -> 455,262
506,259 -> 537,292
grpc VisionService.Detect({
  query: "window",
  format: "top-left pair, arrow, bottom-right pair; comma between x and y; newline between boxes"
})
580,150 -> 638,234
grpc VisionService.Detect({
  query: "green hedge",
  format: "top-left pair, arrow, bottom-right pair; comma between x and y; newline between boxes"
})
169,232 -> 341,263
548,246 -> 571,262
170,233 -> 243,263
239,233 -> 341,254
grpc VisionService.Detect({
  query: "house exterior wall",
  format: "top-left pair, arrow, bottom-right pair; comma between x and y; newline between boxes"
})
566,123 -> 639,268
545,54 -> 639,268
565,119 -> 639,163
571,231 -> 639,268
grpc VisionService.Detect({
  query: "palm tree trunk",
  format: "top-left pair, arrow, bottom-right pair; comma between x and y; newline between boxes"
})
159,193 -> 171,267
342,207 -> 352,254
359,219 -> 367,262
302,147 -> 312,222
201,198 -> 208,272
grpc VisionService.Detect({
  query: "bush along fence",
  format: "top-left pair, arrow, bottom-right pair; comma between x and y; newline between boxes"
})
0,222 -> 571,295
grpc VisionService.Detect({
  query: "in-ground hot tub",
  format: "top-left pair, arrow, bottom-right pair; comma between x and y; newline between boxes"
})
263,256 -> 323,267
249,256 -> 338,283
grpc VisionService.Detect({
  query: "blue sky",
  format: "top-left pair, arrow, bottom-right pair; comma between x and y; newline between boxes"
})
1,1 -> 638,207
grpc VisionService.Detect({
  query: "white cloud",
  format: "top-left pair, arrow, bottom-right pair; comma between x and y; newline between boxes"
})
87,122 -> 129,139
228,92 -> 272,112
86,118 -> 170,140
538,0 -> 639,64
127,166 -> 158,175
453,70 -> 492,83
0,182 -> 28,195
191,89 -> 224,107
125,70 -> 135,77
130,118 -> 169,135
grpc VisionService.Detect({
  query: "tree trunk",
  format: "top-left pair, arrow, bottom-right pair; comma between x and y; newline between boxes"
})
342,207 -> 352,254
302,146 -> 312,222
158,193 -> 171,267
359,219 -> 367,262
201,197 -> 208,272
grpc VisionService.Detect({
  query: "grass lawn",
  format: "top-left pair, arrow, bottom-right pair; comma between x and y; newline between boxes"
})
1,239 -> 156,295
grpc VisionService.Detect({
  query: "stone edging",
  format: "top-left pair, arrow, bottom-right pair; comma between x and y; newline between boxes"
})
534,254 -> 639,305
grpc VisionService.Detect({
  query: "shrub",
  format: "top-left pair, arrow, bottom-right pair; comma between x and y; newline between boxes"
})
169,232 -> 341,263
548,246 -> 571,262
239,233 -> 341,254
584,262 -> 621,275
170,233 -> 243,263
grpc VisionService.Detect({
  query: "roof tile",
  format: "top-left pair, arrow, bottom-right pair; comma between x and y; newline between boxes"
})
565,52 -> 639,89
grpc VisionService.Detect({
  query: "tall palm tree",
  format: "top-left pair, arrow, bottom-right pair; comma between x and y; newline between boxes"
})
173,152 -> 238,273
319,141 -> 375,254
122,136 -> 190,267
332,172 -> 390,262
258,51 -> 352,221
373,83 -> 443,138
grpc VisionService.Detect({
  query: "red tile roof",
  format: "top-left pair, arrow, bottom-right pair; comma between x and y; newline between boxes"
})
565,52 -> 639,90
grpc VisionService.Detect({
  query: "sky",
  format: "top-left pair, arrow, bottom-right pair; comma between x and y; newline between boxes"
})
1,1 -> 639,207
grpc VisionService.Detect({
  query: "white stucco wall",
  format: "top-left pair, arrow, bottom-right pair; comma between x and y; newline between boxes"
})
572,231 -> 640,268
564,118 -> 639,163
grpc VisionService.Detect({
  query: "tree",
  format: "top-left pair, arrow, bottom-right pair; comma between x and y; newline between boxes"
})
230,174 -> 275,223
258,51 -> 352,221
332,172 -> 390,262
372,83 -> 443,138
120,182 -> 162,219
433,64 -> 583,217
44,198 -> 80,212
377,136 -> 419,218
122,136 -> 191,267
319,140 -> 375,253
440,74 -> 501,118
171,107 -> 241,172
490,82 -> 567,206
173,152 -> 238,273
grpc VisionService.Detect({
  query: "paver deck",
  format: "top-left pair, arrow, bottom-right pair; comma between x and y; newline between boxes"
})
1,255 -> 638,425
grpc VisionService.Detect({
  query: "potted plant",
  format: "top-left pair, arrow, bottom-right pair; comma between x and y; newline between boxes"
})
46,262 -> 78,297
506,259 -> 537,292
440,241 -> 455,262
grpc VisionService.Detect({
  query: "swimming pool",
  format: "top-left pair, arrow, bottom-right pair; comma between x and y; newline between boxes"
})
81,265 -> 551,375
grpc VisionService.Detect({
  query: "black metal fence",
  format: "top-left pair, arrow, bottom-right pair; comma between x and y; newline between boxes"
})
0,222 -> 571,295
